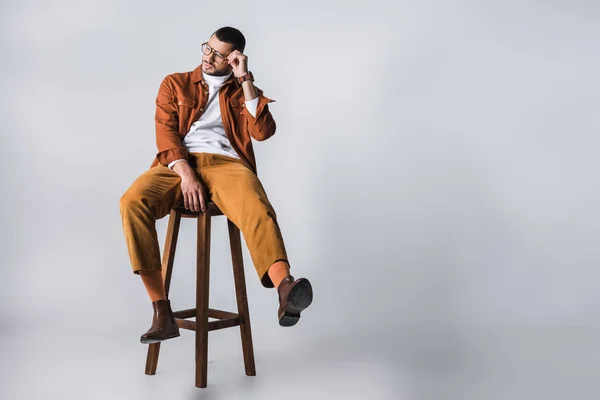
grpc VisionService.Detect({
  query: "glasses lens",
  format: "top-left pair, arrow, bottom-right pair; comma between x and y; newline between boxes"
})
202,43 -> 225,62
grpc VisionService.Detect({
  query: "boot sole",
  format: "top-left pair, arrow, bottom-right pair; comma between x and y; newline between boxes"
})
279,279 -> 313,327
140,330 -> 180,344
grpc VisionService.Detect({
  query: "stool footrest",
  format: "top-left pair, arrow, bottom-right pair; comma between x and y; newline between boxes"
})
173,307 -> 243,332
175,317 -> 242,332
174,307 -> 240,320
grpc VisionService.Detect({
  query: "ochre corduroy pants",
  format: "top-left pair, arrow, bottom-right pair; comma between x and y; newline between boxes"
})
119,152 -> 289,288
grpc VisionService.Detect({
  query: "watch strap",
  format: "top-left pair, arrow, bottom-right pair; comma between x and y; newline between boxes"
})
237,71 -> 254,84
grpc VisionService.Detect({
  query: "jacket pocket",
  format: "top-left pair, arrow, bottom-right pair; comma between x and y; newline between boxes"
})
176,97 -> 197,108
176,97 -> 197,134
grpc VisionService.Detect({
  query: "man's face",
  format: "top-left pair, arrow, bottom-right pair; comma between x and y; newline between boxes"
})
201,35 -> 234,76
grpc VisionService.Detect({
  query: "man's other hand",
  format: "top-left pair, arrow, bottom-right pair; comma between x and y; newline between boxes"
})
172,161 -> 207,213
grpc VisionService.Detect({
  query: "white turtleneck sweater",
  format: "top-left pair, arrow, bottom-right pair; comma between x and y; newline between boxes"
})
167,71 -> 259,170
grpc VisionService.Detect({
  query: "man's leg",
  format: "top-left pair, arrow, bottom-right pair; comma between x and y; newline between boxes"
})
267,260 -> 291,289
197,153 -> 313,326
119,165 -> 184,342
120,165 -> 183,279
197,154 -> 289,287
139,270 -> 167,302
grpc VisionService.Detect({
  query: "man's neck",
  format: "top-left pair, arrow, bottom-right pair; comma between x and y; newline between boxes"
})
202,70 -> 233,86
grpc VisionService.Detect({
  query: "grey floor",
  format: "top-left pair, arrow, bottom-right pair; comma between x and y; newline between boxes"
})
0,313 -> 402,400
1,216 -> 599,399
1,203 -> 598,400
1,307 -> 598,399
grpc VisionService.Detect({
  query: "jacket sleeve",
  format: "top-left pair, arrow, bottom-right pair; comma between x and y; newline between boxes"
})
241,89 -> 276,141
155,76 -> 188,166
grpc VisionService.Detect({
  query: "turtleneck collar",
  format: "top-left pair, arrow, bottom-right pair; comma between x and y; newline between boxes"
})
202,71 -> 233,88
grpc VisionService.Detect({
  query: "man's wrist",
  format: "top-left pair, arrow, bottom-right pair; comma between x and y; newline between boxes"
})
172,160 -> 195,178
240,74 -> 259,101
168,158 -> 186,170
237,71 -> 254,84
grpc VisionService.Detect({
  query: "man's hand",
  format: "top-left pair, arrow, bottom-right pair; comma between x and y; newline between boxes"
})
227,50 -> 248,77
227,50 -> 258,101
172,161 -> 207,212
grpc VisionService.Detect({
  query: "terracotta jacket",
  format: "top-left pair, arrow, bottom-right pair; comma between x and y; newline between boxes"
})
149,64 -> 276,175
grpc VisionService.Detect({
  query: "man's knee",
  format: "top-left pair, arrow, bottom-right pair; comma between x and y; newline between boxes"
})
240,205 -> 278,234
120,189 -> 143,215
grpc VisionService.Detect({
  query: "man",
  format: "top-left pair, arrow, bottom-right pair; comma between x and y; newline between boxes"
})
119,26 -> 313,344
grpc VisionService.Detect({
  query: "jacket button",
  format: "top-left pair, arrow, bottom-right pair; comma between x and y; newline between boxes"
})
178,101 -> 182,105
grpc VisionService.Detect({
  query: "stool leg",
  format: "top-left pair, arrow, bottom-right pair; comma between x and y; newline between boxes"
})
145,210 -> 181,375
196,211 -> 211,388
228,219 -> 257,377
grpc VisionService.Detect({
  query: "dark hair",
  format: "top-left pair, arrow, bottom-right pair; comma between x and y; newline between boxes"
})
211,26 -> 246,53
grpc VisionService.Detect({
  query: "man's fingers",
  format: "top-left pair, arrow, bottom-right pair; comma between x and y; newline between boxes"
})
198,189 -> 206,212
190,191 -> 200,212
181,180 -> 205,212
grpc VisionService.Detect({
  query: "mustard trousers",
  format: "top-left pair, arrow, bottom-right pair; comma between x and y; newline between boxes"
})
119,152 -> 289,288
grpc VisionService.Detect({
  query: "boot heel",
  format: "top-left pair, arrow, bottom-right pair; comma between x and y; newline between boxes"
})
279,313 -> 300,327
287,279 -> 313,312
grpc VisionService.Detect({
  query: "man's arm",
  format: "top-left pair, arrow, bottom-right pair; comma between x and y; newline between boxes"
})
224,44 -> 277,142
240,81 -> 277,141
155,76 -> 189,166
155,76 -> 201,202
168,159 -> 186,170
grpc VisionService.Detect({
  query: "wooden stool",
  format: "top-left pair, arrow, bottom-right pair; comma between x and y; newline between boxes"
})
144,202 -> 256,388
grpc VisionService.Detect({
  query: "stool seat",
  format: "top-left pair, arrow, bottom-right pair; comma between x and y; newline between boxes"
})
144,201 -> 256,388
173,203 -> 223,217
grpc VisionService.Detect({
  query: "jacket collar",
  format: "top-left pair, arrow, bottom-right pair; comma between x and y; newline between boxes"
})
191,64 -> 240,89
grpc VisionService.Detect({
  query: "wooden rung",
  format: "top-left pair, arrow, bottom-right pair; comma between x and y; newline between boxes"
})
208,317 -> 241,331
173,308 -> 240,320
176,318 -> 197,331
208,308 -> 239,320
175,317 -> 241,332
173,308 -> 197,319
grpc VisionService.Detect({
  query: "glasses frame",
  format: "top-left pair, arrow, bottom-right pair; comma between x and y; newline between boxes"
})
201,42 -> 228,63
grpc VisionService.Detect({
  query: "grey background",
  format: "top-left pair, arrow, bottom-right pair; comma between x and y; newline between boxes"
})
1,0 -> 599,399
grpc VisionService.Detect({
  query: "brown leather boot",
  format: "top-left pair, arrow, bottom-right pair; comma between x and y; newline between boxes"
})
277,275 -> 313,327
140,299 -> 180,344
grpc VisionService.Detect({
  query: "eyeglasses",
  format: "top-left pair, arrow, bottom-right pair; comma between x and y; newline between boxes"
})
201,42 -> 228,63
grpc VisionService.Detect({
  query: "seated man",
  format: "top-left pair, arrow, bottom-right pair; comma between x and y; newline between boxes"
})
119,26 -> 313,344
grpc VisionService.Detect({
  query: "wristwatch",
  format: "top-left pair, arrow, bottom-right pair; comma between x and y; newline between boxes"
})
237,71 -> 254,84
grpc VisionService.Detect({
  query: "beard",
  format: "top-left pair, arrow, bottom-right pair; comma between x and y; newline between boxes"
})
202,60 -> 231,76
